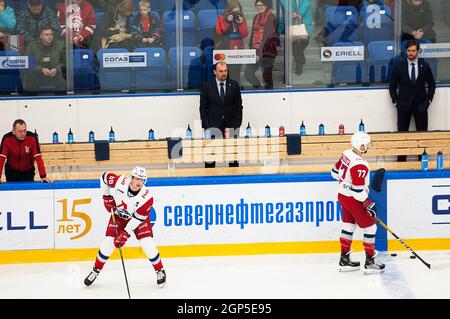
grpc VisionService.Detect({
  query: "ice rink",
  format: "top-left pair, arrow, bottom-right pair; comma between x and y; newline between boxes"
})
1,251 -> 450,299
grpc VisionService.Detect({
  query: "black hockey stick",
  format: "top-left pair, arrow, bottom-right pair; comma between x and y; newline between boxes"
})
111,208 -> 132,299
370,168 -> 449,270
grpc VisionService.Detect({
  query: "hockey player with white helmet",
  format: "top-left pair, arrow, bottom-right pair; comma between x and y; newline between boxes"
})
331,132 -> 385,274
84,166 -> 167,287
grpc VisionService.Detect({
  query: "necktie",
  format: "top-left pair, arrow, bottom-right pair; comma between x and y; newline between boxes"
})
220,82 -> 225,103
411,63 -> 416,83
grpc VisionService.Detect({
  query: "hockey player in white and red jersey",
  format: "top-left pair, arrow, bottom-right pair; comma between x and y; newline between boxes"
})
84,166 -> 166,287
331,132 -> 385,274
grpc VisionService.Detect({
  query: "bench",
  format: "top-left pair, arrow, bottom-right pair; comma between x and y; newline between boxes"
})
30,131 -> 450,181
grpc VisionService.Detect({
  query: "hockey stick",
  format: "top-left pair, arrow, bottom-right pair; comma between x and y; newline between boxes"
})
375,216 -> 431,269
111,208 -> 132,299
370,169 -> 449,270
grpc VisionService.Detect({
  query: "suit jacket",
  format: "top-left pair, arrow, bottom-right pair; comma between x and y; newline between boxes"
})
200,78 -> 243,129
389,58 -> 436,112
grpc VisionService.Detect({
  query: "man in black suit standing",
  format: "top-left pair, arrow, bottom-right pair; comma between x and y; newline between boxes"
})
200,61 -> 243,168
389,39 -> 436,162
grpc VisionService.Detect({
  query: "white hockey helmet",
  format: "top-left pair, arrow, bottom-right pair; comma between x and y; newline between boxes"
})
131,166 -> 147,183
351,132 -> 371,154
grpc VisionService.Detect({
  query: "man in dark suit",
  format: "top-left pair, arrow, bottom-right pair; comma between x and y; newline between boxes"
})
389,39 -> 436,162
200,61 -> 243,168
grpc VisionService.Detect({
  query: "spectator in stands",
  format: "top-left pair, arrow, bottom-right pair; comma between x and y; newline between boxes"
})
214,0 -> 248,83
131,0 -> 161,48
0,0 -> 16,39
389,40 -> 436,162
16,0 -> 61,44
56,0 -> 96,48
200,61 -> 243,168
92,0 -> 134,52
22,24 -> 66,92
401,0 -> 436,43
244,0 -> 278,90
279,0 -> 312,76
0,119 -> 51,183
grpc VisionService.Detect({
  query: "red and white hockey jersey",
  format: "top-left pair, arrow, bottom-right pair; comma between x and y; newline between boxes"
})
331,149 -> 370,202
57,2 -> 96,40
101,172 -> 153,231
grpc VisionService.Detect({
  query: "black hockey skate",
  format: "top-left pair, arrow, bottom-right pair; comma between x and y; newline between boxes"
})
339,251 -> 360,272
84,267 -> 100,286
156,269 -> 166,288
363,253 -> 385,275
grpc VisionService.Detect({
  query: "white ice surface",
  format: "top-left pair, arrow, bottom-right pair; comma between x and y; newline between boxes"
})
1,251 -> 450,299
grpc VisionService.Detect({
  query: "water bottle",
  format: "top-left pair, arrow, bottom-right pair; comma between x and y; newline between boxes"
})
89,130 -> 95,143
148,129 -> 155,141
186,124 -> 192,139
421,149 -> 428,171
265,125 -> 271,137
52,131 -> 59,144
359,119 -> 365,132
204,129 -> 211,139
246,122 -> 252,138
67,128 -> 74,144
224,128 -> 230,138
338,124 -> 345,135
319,123 -> 325,135
437,151 -> 443,171
279,126 -> 285,137
109,127 -> 115,142
300,121 -> 306,136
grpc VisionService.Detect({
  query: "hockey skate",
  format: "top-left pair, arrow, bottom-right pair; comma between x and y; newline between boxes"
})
156,269 -> 166,288
338,251 -> 360,272
363,253 -> 385,275
84,267 -> 100,286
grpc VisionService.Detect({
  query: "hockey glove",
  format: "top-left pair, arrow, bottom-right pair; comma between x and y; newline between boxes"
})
114,230 -> 130,248
363,198 -> 377,218
103,195 -> 117,213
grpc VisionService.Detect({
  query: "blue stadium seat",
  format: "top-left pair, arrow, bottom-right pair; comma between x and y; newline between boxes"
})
331,42 -> 365,85
324,6 -> 359,46
73,48 -> 97,91
367,41 -> 395,83
197,9 -> 223,48
169,47 -> 202,89
159,0 -> 176,14
133,47 -> 166,90
185,0 -> 226,14
360,5 -> 394,44
162,10 -> 196,49
97,48 -> 132,91
0,51 -> 23,94
95,11 -> 105,25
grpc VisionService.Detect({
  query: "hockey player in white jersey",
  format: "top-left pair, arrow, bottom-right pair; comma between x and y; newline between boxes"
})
331,132 -> 385,274
84,166 -> 167,287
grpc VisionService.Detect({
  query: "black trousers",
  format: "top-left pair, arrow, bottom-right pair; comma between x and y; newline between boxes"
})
205,123 -> 240,168
5,164 -> 35,182
292,39 -> 309,74
397,107 -> 428,162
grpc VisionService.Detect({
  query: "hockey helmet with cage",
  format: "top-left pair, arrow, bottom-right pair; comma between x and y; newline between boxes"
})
351,132 -> 371,154
131,166 -> 147,183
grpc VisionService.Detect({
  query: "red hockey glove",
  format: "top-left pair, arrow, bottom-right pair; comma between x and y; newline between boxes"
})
103,195 -> 116,213
114,230 -> 130,248
363,198 -> 377,218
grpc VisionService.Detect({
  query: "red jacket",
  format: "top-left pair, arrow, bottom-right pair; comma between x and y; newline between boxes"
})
0,131 -> 47,179
215,15 -> 248,50
57,1 -> 96,41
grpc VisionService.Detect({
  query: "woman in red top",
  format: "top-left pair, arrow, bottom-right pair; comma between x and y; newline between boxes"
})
244,0 -> 278,90
215,0 -> 248,82
0,119 -> 51,183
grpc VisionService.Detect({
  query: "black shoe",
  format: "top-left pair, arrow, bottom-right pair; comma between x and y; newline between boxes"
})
339,251 -> 360,272
205,162 -> 216,168
84,267 -> 100,286
156,269 -> 166,288
295,64 -> 304,75
364,253 -> 385,275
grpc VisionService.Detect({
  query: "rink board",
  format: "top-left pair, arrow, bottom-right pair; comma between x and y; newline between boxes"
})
1,171 -> 450,263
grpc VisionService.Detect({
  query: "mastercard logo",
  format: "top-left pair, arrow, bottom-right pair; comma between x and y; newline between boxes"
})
214,53 -> 226,61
